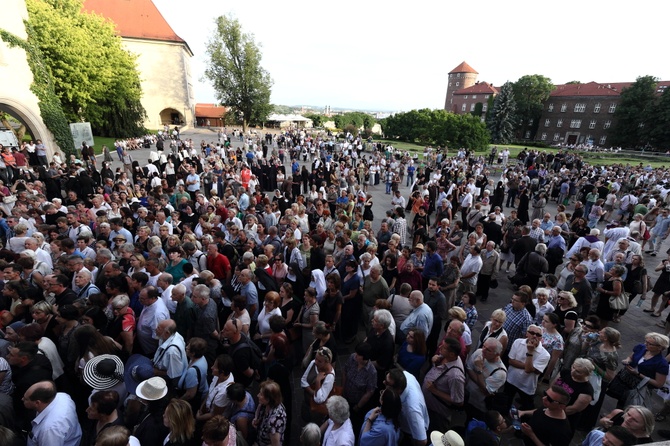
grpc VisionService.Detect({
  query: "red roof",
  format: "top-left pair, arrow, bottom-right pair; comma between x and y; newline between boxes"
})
83,0 -> 187,45
550,82 -> 622,97
449,61 -> 478,74
453,82 -> 498,95
195,103 -> 227,119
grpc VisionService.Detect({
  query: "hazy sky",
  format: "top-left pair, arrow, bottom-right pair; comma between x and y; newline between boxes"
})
153,0 -> 668,112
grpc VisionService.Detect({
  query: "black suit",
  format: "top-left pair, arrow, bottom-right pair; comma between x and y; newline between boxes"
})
511,235 -> 537,266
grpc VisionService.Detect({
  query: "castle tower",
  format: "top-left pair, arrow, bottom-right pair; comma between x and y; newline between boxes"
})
444,61 -> 478,111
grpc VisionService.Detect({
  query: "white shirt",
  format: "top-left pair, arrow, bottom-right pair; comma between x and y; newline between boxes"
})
506,338 -> 549,395
460,253 -> 483,285
161,284 -> 176,313
29,393 -> 82,446
323,418 -> 355,446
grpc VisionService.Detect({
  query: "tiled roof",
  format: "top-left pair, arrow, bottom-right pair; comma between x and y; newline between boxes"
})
453,82 -> 498,95
449,61 -> 478,74
550,82 -> 622,97
195,103 -> 227,119
83,0 -> 186,44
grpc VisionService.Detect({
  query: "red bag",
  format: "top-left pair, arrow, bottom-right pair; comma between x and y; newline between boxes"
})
643,228 -> 651,240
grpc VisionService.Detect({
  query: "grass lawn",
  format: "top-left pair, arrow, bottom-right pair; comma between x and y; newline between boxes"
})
374,139 -> 670,168
91,136 -> 116,156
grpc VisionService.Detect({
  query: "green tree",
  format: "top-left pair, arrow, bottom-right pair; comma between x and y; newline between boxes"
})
610,75 -> 658,148
471,102 -> 483,118
304,113 -> 325,127
204,15 -> 273,132
487,82 -> 517,144
26,0 -> 146,137
649,87 -> 670,148
512,74 -> 554,139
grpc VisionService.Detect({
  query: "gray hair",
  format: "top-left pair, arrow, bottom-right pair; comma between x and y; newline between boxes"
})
119,244 -> 135,255
111,294 -> 130,308
572,357 -> 595,376
625,406 -> 655,436
21,249 -> 36,260
32,232 -> 45,242
159,273 -> 173,284
589,228 -> 600,236
300,423 -> 321,446
483,338 -> 503,355
242,251 -> 255,262
76,269 -> 92,280
192,284 -> 210,301
325,395 -> 350,424
173,284 -> 186,295
360,253 -> 372,262
535,243 -> 547,255
96,248 -> 113,261
373,309 -> 392,329
645,332 -> 670,349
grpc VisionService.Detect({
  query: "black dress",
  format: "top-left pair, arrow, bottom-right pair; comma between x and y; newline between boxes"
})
595,279 -> 619,322
517,192 -> 530,224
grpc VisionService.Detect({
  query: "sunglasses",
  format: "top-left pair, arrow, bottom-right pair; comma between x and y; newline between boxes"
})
543,391 -> 565,405
527,331 -> 543,338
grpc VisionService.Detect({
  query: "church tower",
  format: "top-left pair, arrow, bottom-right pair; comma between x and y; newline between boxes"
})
444,61 -> 478,111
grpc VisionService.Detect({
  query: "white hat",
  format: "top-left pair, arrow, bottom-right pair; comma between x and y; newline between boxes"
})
430,430 -> 464,446
135,376 -> 168,401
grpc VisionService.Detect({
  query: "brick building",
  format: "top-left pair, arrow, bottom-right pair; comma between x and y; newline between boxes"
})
450,82 -> 499,121
444,61 -> 479,111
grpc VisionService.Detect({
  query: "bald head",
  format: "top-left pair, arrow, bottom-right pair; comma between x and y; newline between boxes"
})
409,290 -> 423,308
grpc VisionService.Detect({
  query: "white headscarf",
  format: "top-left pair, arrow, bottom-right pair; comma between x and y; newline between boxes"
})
310,269 -> 327,303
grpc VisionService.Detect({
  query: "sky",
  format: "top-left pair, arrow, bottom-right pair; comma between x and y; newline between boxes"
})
153,0 -> 669,113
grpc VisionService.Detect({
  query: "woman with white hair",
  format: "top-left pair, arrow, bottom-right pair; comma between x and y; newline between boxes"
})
551,358 -> 594,432
321,395 -> 354,446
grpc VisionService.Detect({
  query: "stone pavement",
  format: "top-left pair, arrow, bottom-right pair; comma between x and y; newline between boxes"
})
99,131 -> 670,443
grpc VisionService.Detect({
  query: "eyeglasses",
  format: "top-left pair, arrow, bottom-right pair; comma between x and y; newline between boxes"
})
527,331 -> 543,337
274,258 -> 281,262
543,391 -> 565,405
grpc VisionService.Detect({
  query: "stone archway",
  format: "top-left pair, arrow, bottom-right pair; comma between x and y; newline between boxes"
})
159,107 -> 184,126
0,0 -> 56,159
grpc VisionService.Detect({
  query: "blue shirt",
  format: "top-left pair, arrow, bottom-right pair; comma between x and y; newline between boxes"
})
179,356 -> 209,395
400,303 -> 433,337
422,252 -> 444,279
360,411 -> 400,446
241,281 -> 259,320
29,393 -> 82,446
398,371 -> 429,441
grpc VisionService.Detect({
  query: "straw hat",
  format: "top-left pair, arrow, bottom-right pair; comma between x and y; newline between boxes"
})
83,354 -> 124,390
430,430 -> 464,446
136,377 -> 168,401
414,243 -> 425,251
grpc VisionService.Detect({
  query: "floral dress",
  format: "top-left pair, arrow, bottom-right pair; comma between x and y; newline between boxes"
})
256,403 -> 287,446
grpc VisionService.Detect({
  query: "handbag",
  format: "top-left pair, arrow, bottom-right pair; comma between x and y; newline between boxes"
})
633,280 -> 643,295
609,281 -> 629,310
643,228 -> 651,240
606,367 -> 645,401
2,195 -> 16,204
588,370 -> 602,405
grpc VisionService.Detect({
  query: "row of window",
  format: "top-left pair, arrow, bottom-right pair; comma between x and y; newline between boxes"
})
544,118 -> 611,129
547,103 -> 616,113
539,133 -> 607,145
461,103 -> 489,112
462,94 -> 491,99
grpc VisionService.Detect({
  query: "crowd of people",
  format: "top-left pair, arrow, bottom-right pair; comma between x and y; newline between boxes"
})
0,128 -> 669,446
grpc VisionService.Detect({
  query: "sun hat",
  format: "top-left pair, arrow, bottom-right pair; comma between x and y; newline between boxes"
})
414,243 -> 425,251
83,354 -> 124,390
430,430 -> 464,446
124,354 -> 154,396
136,376 -> 168,401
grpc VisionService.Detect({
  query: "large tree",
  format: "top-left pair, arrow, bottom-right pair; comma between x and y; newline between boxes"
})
649,86 -> 670,149
487,82 -> 517,144
610,75 -> 658,148
512,74 -> 554,139
26,0 -> 146,137
204,15 -> 273,132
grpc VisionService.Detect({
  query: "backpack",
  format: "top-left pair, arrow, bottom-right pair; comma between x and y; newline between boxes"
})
230,333 -> 263,378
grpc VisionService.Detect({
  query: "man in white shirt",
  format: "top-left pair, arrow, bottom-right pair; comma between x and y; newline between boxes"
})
24,381 -> 82,446
460,246 -> 483,295
504,325 -> 550,410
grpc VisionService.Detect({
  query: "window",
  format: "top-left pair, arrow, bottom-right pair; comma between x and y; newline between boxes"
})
470,104 -> 475,112
561,103 -> 567,112
570,119 -> 582,128
604,120 -> 611,129
541,132 -> 547,141
524,131 -> 531,139
456,82 -> 460,87
485,95 -> 490,99
608,103 -> 616,113
528,119 -> 534,126
472,95 -> 477,99
457,73 -> 461,78
574,103 -> 586,112
482,104 -> 488,112
589,120 -> 596,129
557,119 -> 563,128
548,103 -> 554,112
553,133 -> 560,141
449,82 -> 452,87
544,119 -> 550,127
464,95 -> 468,99
461,104 -> 467,112
585,134 -> 591,142
594,103 -> 601,113
599,136 -> 607,145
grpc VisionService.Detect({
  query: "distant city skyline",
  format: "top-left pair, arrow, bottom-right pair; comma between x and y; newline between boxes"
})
153,0 -> 669,112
